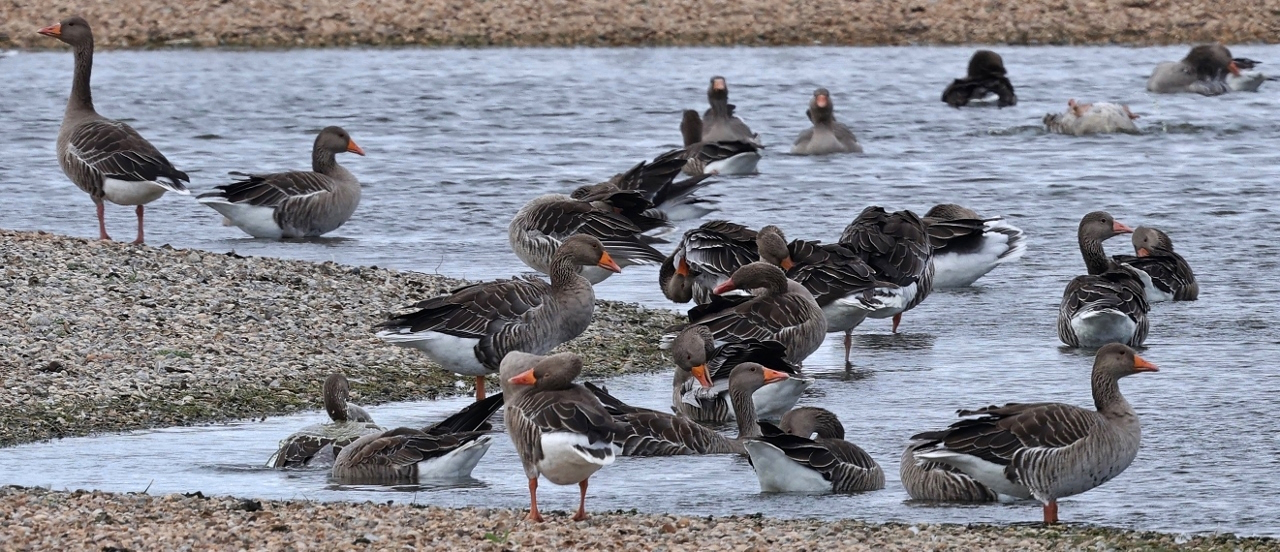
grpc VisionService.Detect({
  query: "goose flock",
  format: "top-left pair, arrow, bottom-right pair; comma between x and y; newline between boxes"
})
38,16 -> 1229,526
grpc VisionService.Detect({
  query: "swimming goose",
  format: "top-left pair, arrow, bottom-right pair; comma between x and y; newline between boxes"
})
376,235 -> 621,401
690,262 -> 829,365
39,17 -> 190,245
791,88 -> 862,155
588,362 -> 790,456
941,50 -> 1018,108
198,127 -> 364,238
1043,100 -> 1140,136
1059,212 -> 1150,349
509,193 -> 665,284
267,373 -> 381,468
745,407 -> 885,493
670,325 -> 808,423
1227,57 -> 1273,92
702,76 -> 762,147
331,392 -> 504,484
660,220 -> 760,305
839,206 -> 935,333
500,352 -> 626,522
912,343 -> 1157,523
899,440 -> 999,502
924,204 -> 1028,288
1112,226 -> 1198,302
679,110 -> 761,176
1147,44 -> 1238,95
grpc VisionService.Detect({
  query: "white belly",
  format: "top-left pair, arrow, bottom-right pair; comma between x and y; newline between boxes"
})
744,441 -> 832,493
375,331 -> 490,376
704,152 -> 760,176
1071,310 -> 1137,348
103,178 -> 169,206
537,432 -> 613,486
417,437 -> 493,480
198,198 -> 284,239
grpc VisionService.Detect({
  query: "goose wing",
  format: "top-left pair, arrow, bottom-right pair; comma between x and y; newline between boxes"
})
66,119 -> 189,191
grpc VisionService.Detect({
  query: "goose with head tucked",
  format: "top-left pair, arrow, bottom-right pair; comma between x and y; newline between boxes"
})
923,204 -> 1027,288
659,220 -> 760,305
941,50 -> 1018,108
702,76 -> 762,147
267,373 -> 382,468
1058,211 -> 1150,349
1147,44 -> 1239,96
1043,100 -> 1140,136
745,407 -> 885,493
669,325 -> 808,423
509,191 -> 665,284
1111,226 -> 1198,302
838,206 -> 935,334
791,88 -> 862,155
678,110 -> 761,176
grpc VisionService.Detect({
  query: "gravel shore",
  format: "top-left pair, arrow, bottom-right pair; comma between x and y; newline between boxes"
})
0,230 -> 679,447
3,0 -> 1278,49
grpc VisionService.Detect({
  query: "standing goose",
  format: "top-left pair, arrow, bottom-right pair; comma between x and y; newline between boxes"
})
669,325 -> 808,423
1043,100 -> 1141,136
38,17 -> 190,245
899,440 -> 999,502
911,344 -> 1158,523
500,352 -> 625,522
197,127 -> 365,238
1058,212 -> 1150,349
941,50 -> 1018,108
690,262 -> 829,365
679,110 -> 761,176
509,193 -> 665,284
267,373 -> 382,468
745,407 -> 885,493
1111,226 -> 1198,302
702,76 -> 762,147
331,393 -> 504,484
839,206 -> 935,334
923,204 -> 1028,288
376,235 -> 621,401
791,88 -> 862,155
1147,44 -> 1239,96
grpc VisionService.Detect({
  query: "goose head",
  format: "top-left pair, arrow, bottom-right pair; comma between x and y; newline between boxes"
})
1094,343 -> 1158,379
37,16 -> 92,47
807,88 -> 836,124
505,352 -> 584,391
671,325 -> 715,388
317,126 -> 364,156
1184,44 -> 1239,79
714,261 -> 788,295
756,225 -> 793,270
967,49 -> 1007,78
554,235 -> 622,273
780,407 -> 846,440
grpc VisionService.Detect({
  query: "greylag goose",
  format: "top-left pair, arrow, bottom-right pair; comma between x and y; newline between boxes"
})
899,440 -> 998,502
569,182 -> 671,236
598,149 -> 718,221
267,373 -> 381,468
745,407 -> 884,493
509,193 -> 665,284
660,220 -> 759,305
1147,44 -> 1238,95
689,262 -> 829,365
376,235 -> 621,400
500,352 -> 626,522
790,88 -> 862,155
1058,212 -> 1150,349
839,206 -> 935,333
331,393 -> 503,484
941,50 -> 1017,108
38,17 -> 190,245
924,204 -> 1028,288
679,110 -> 761,176
587,362 -> 790,456
702,76 -> 762,147
911,343 -> 1158,523
1227,57 -> 1273,92
1043,100 -> 1140,136
197,127 -> 365,238
670,325 -> 808,423
1112,226 -> 1198,302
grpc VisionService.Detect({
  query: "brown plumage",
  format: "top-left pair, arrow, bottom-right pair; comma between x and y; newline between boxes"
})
688,262 -> 828,365
1058,212 -> 1150,348
1111,226 -> 1198,302
702,76 -> 762,147
838,206 -> 935,333
791,88 -> 862,155
509,193 -> 665,284
669,325 -> 803,423
268,373 -> 380,468
942,50 -> 1018,108
678,110 -> 761,176
745,407 -> 884,493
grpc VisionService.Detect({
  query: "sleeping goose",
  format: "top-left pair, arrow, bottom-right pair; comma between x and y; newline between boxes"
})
923,204 -> 1028,288
669,325 -> 808,423
899,440 -> 998,502
1147,44 -> 1237,96
38,17 -> 190,245
839,206 -> 935,333
1058,212 -> 1150,349
702,76 -> 762,147
941,50 -> 1018,108
678,110 -> 761,176
1111,226 -> 1198,302
509,193 -> 665,284
267,373 -> 382,468
198,127 -> 364,238
1043,100 -> 1140,136
500,352 -> 626,522
689,262 -> 829,365
911,343 -> 1157,523
745,407 -> 884,493
376,235 -> 621,400
331,393 -> 503,484
791,88 -> 862,155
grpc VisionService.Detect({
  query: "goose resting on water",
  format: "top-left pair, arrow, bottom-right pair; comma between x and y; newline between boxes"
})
911,343 -> 1157,523
745,407 -> 885,493
1043,100 -> 1140,136
39,17 -> 190,245
267,373 -> 382,468
899,440 -> 999,502
669,325 -> 808,423
923,204 -> 1027,288
685,262 -> 829,366
941,50 -> 1017,108
1147,44 -> 1246,96
1111,226 -> 1198,302
791,88 -> 862,155
702,76 -> 762,147
678,110 -> 761,176
1058,212 -> 1150,349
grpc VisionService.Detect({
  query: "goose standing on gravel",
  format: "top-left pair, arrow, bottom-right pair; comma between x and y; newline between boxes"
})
1112,226 -> 1198,302
678,110 -> 761,176
1043,100 -> 1140,136
689,262 -> 829,365
899,440 -> 999,502
923,204 -> 1027,288
745,407 -> 884,493
377,235 -> 621,401
38,17 -> 190,245
1147,44 -> 1239,95
911,344 -> 1157,523
941,50 -> 1017,108
331,393 -> 503,484
500,352 -> 626,522
268,373 -> 382,468
791,88 -> 862,155
669,325 -> 808,423
702,76 -> 762,147
509,192 -> 665,284
839,206 -> 935,334
1058,212 -> 1150,349
198,127 -> 364,238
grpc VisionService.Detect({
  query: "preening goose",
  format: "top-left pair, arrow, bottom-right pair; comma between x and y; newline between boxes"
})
1147,44 -> 1238,96
39,17 -> 190,245
702,76 -> 762,147
267,373 -> 381,468
1043,100 -> 1140,136
669,325 -> 808,423
1112,226 -> 1198,302
745,407 -> 885,493
500,352 -> 626,522
509,193 -> 664,284
688,262 -> 829,365
198,127 -> 365,238
839,206 -> 935,333
899,440 -> 999,502
941,50 -> 1018,108
791,88 -> 862,155
923,204 -> 1028,288
912,343 -> 1157,523
1058,212 -> 1150,349
659,220 -> 759,305
1226,57 -> 1273,92
376,235 -> 621,400
569,182 -> 671,236
588,150 -> 718,222
679,110 -> 761,176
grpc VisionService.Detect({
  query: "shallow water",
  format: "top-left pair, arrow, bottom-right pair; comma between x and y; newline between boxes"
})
2,46 -> 1280,535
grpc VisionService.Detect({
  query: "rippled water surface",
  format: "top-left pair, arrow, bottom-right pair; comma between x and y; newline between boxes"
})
2,46 -> 1280,536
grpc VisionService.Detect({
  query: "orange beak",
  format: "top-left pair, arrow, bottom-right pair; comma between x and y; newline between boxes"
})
816,95 -> 828,108
597,251 -> 622,273
1113,220 -> 1134,234
508,369 -> 538,385
690,364 -> 712,388
712,279 -> 736,294
37,23 -> 61,37
1228,61 -> 1242,77
676,257 -> 690,277
712,79 -> 726,91
780,257 -> 795,271
1137,247 -> 1151,258
762,368 -> 791,384
1132,354 -> 1159,372
346,139 -> 365,156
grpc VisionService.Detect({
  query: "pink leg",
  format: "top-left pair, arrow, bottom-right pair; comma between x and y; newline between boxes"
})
892,313 -> 902,334
843,330 -> 853,367
526,478 -> 543,522
573,478 -> 589,521
132,205 -> 145,245
1043,500 -> 1058,524
96,202 -> 111,241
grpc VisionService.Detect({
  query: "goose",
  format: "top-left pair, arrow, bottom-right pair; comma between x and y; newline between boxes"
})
331,392 -> 503,484
669,325 -> 808,423
267,373 -> 382,468
911,343 -> 1157,523
1058,212 -> 1150,349
702,76 -> 762,147
745,407 -> 884,493
1112,226 -> 1198,302
569,182 -> 671,236
38,17 -> 190,245
678,110 -> 761,176
509,193 -> 665,284
791,88 -> 862,155
839,206 -> 935,334
587,362 -> 790,456
1043,100 -> 1140,136
376,235 -> 621,400
688,262 -> 829,365
1147,44 -> 1238,96
923,204 -> 1028,288
899,440 -> 999,502
587,149 -> 718,223
197,127 -> 364,238
941,50 -> 1018,108
1227,57 -> 1273,92
659,220 -> 759,305
500,352 -> 626,522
